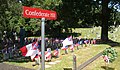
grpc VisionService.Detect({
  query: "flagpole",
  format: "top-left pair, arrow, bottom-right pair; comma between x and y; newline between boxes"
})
41,18 -> 45,70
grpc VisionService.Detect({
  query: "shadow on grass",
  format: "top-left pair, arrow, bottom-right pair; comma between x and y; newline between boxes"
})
8,57 -> 31,63
106,39 -> 120,47
101,66 -> 115,70
0,57 -> 31,63
96,39 -> 120,47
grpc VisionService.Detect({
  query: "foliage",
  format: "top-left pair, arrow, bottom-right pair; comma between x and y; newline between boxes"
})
19,0 -> 63,37
0,0 -> 22,37
0,0 -> 120,39
102,47 -> 117,63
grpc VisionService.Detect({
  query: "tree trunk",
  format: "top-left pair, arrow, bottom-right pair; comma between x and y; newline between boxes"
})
101,0 -> 110,41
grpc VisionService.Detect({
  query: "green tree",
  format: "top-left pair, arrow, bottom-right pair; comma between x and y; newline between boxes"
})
1,0 -> 120,40
20,0 -> 63,37
59,0 -> 120,41
101,0 -> 120,41
0,0 -> 22,37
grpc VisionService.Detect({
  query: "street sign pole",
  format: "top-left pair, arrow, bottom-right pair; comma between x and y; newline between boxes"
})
23,6 -> 57,70
41,18 -> 45,70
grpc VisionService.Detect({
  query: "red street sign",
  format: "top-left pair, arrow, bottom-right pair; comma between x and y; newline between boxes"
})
23,6 -> 57,20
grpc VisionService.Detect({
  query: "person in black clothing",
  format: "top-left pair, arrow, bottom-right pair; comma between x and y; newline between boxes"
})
19,26 -> 26,47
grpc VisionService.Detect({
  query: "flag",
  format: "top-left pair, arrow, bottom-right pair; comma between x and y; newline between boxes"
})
20,42 -> 40,60
75,43 -> 79,47
103,55 -> 109,63
93,39 -> 96,44
61,46 -> 68,50
69,45 -> 74,50
45,49 -> 51,60
91,39 -> 96,44
32,42 -> 39,50
84,40 -> 89,44
31,51 -> 41,61
30,49 -> 40,60
53,48 -> 59,56
61,36 -> 73,50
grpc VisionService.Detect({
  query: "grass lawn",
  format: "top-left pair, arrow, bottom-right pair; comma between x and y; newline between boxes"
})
5,44 -> 110,70
4,27 -> 120,70
82,46 -> 120,70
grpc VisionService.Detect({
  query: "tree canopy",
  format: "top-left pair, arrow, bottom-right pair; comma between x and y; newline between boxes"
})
0,0 -> 120,40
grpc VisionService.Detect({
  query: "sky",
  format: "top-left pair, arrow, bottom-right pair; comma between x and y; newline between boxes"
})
108,1 -> 120,12
93,0 -> 120,12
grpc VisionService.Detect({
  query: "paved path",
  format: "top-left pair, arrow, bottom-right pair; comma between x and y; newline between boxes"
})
77,51 -> 103,70
0,63 -> 34,70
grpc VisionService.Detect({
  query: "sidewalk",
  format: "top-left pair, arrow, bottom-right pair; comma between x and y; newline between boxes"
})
0,63 -> 34,70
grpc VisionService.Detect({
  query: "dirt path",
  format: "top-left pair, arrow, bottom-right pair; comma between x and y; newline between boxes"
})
0,63 -> 34,70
